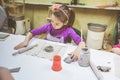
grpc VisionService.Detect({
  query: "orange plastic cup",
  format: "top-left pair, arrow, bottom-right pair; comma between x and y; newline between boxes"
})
52,55 -> 62,71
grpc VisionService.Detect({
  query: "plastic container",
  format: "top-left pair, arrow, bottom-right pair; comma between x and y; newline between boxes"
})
86,23 -> 107,49
52,55 -> 62,71
78,47 -> 90,67
15,19 -> 26,34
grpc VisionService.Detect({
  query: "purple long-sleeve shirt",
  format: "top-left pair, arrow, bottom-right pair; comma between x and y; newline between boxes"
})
30,23 -> 81,45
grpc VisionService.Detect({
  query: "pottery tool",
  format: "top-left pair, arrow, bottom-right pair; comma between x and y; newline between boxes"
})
0,34 -> 9,39
9,67 -> 21,73
0,34 -> 9,41
90,61 -> 104,80
12,44 -> 38,56
81,29 -> 83,41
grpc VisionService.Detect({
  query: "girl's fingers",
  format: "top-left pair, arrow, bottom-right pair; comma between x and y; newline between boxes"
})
72,55 -> 78,61
70,53 -> 78,61
14,43 -> 26,50
14,44 -> 23,50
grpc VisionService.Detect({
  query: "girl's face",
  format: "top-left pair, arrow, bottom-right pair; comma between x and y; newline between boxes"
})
51,14 -> 67,29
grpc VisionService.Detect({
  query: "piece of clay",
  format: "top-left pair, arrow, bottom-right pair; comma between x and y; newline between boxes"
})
97,66 -> 111,72
64,55 -> 73,64
44,45 -> 54,52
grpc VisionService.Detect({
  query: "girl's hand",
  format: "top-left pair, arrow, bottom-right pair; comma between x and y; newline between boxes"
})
69,52 -> 79,61
14,41 -> 28,50
112,48 -> 120,55
71,41 -> 86,61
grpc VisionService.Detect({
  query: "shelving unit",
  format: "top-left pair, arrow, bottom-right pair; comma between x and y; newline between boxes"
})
16,1 -> 120,11
1,0 -> 25,16
69,5 -> 120,11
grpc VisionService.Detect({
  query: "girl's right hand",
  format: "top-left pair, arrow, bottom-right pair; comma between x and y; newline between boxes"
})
14,41 -> 28,50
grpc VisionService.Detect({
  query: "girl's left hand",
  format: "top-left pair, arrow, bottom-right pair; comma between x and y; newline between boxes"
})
69,52 -> 79,61
70,41 -> 86,61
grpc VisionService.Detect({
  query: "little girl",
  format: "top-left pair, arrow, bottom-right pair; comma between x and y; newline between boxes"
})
14,4 -> 85,61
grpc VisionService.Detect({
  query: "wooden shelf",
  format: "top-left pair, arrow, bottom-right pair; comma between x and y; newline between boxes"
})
17,1 -> 52,6
68,5 -> 120,11
16,1 -> 120,11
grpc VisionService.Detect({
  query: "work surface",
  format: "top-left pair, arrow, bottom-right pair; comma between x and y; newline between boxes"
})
0,32 -> 120,80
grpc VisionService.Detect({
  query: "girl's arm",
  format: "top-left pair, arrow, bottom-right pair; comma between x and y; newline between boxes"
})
68,28 -> 85,61
14,23 -> 51,50
14,32 -> 33,50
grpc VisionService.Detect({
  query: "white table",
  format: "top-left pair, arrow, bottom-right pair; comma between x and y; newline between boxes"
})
0,32 -> 120,80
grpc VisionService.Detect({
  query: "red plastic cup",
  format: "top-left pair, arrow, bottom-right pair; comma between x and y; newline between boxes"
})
52,55 -> 62,71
